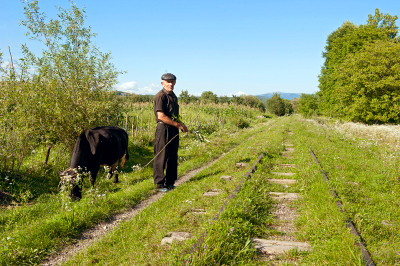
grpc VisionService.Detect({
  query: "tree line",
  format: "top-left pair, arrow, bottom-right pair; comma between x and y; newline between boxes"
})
298,8 -> 400,124
121,90 -> 267,112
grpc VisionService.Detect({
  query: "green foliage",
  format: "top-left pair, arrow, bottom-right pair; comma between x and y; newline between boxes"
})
201,90 -> 218,103
367,8 -> 399,39
231,95 -> 266,111
178,90 -> 199,104
291,97 -> 300,113
230,116 -> 250,129
318,8 -> 400,123
266,93 -> 291,116
0,1 -> 121,174
329,40 -> 400,123
298,93 -> 320,117
219,95 -> 230,104
128,94 -> 154,103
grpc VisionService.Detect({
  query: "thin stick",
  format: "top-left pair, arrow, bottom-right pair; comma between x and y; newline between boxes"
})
8,46 -> 14,73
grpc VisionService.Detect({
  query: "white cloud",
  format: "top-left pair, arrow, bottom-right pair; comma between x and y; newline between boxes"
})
235,91 -> 246,96
226,91 -> 248,97
115,81 -> 138,91
1,61 -> 10,68
115,81 -> 160,95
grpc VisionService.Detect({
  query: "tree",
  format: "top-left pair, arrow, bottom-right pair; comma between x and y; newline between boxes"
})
179,90 -> 191,104
219,95 -> 229,104
201,91 -> 218,103
266,93 -> 286,116
19,1 -> 121,146
298,94 -> 320,117
318,9 -> 399,119
329,40 -> 400,123
291,98 -> 300,113
367,8 -> 399,39
0,1 -> 122,172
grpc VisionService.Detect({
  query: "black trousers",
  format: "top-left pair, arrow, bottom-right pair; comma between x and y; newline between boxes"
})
153,123 -> 179,187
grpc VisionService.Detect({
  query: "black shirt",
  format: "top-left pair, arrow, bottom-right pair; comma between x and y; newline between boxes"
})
154,89 -> 179,123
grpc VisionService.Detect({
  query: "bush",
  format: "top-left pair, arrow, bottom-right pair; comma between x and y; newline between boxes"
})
266,93 -> 288,116
230,116 -> 250,129
298,93 -> 320,117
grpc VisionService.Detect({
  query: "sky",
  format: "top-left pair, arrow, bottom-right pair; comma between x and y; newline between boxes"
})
1,0 -> 399,97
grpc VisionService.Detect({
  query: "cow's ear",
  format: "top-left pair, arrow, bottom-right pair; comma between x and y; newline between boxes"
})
86,131 -> 99,155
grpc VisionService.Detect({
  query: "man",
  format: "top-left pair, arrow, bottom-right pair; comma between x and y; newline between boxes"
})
153,73 -> 188,192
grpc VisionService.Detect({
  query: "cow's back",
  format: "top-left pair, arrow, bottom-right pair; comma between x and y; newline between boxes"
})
86,127 -> 128,166
70,127 -> 128,169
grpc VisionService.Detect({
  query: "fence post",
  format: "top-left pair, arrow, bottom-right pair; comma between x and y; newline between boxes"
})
148,112 -> 151,143
132,116 -> 135,142
135,115 -> 139,140
125,113 -> 129,131
140,108 -> 143,137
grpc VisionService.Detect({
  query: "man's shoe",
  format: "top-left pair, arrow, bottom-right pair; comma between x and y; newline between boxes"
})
158,188 -> 169,192
167,185 -> 176,190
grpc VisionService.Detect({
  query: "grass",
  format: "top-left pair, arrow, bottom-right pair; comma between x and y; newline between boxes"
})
63,120 -> 277,265
2,113 -> 399,265
0,114 -> 272,265
289,115 -> 400,265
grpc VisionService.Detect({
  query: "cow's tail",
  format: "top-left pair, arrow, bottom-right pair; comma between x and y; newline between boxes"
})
121,149 -> 129,167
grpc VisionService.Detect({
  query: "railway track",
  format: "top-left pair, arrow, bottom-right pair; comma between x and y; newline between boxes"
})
309,147 -> 376,266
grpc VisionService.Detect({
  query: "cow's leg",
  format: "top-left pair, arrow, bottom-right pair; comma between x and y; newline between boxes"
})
90,168 -> 99,187
114,171 -> 119,183
70,185 -> 82,201
109,161 -> 119,183
107,168 -> 113,179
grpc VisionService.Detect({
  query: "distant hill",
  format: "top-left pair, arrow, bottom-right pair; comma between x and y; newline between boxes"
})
256,93 -> 301,101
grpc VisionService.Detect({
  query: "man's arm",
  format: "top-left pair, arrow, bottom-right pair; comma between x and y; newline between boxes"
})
157,111 -> 188,133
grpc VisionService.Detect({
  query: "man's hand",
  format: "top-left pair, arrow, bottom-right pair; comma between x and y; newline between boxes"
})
157,111 -> 188,132
179,123 -> 188,133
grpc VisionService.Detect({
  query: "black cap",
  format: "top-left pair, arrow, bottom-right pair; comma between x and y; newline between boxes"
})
161,73 -> 177,81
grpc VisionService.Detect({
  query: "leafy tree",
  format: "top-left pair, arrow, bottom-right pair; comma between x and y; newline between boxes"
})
318,8 -> 399,120
19,1 -> 121,146
178,90 -> 199,104
367,8 -> 399,39
179,90 -> 192,104
291,98 -> 300,113
0,1 -> 121,172
201,91 -> 218,103
283,99 -> 293,115
298,94 -> 320,117
329,40 -> 400,123
266,93 -> 286,116
219,95 -> 230,104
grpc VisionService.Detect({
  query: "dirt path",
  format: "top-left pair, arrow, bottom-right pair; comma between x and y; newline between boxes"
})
41,150 -> 232,266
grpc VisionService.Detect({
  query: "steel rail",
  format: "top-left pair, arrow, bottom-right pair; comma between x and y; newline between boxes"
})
309,147 -> 376,266
183,153 -> 265,265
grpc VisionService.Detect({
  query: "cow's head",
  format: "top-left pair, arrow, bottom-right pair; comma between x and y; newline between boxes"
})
58,168 -> 81,200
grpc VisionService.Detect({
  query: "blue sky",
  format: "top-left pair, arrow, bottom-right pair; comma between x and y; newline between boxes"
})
1,0 -> 399,96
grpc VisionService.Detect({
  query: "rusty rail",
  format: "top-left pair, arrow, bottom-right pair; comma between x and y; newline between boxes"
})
184,153 -> 264,264
309,147 -> 376,266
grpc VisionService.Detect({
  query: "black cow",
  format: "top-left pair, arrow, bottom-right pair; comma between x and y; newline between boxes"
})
59,126 -> 129,200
